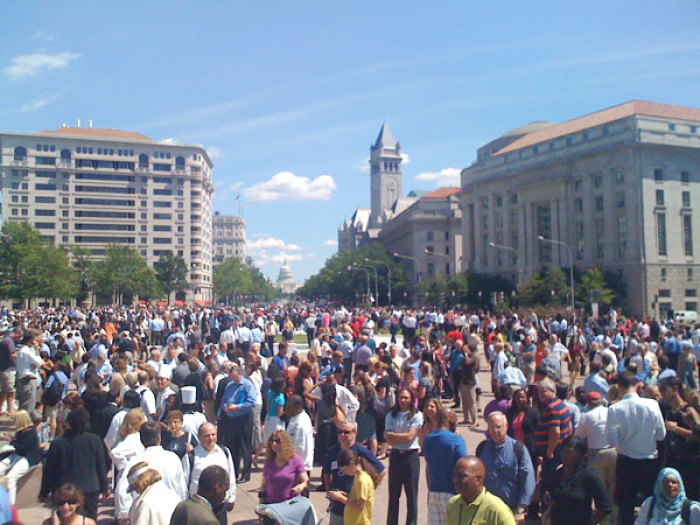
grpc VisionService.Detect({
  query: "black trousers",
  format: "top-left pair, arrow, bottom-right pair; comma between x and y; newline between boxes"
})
616,454 -> 657,525
80,491 -> 99,520
223,413 -> 253,478
306,327 -> 315,347
387,450 -> 420,525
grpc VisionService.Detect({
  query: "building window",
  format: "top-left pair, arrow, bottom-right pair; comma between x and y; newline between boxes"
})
617,215 -> 627,257
686,302 -> 698,311
659,289 -> 671,298
654,168 -> 664,182
574,178 -> 582,192
687,289 -> 697,297
510,193 -> 518,204
682,171 -> 690,184
536,205 -> 552,263
614,169 -> 625,185
593,173 -> 603,189
683,191 -> 691,208
595,218 -> 604,259
481,197 -> 488,210
616,192 -> 625,209
669,123 -> 676,131
495,195 -> 502,208
688,268 -> 694,281
684,215 -> 693,256
656,190 -> 665,206
427,263 -> 435,276
657,213 -> 667,256
661,268 -> 667,281
595,196 -> 604,211
426,246 -> 434,253
444,231 -> 449,240
427,231 -> 434,241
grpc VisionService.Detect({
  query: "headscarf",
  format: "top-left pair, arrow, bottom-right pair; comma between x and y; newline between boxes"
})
649,467 -> 686,525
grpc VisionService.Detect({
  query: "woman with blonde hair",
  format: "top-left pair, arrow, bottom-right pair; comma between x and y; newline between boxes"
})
0,410 -> 41,503
110,408 -> 146,475
127,461 -> 181,525
41,483 -> 96,525
258,430 -> 309,506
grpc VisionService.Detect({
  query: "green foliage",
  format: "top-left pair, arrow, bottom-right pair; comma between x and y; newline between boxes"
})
213,258 -> 276,304
577,267 -> 616,309
154,252 -> 188,295
517,267 -> 569,306
0,221 -> 78,302
466,272 -> 514,307
91,244 -> 162,303
297,242 -> 410,305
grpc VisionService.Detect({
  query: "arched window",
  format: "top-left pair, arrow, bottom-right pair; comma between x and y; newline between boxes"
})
14,147 -> 27,161
175,156 -> 185,169
60,149 -> 72,159
138,154 -> 149,168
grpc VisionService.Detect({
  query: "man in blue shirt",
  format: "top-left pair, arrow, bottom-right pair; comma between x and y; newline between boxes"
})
583,361 -> 611,401
220,363 -> 257,483
272,341 -> 289,370
664,332 -> 682,370
423,408 -> 467,525
476,412 -> 535,523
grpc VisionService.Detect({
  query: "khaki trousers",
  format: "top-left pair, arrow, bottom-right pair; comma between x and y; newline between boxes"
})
460,383 -> 477,424
588,447 -> 618,525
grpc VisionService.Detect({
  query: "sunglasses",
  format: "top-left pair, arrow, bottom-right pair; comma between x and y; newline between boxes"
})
271,438 -> 281,444
56,499 -> 78,506
339,430 -> 355,435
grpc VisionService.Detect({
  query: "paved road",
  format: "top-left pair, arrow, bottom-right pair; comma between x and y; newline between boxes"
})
16,334 -> 554,524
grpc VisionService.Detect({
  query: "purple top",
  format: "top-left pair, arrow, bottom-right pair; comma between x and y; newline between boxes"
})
483,398 -> 511,420
263,453 -> 306,503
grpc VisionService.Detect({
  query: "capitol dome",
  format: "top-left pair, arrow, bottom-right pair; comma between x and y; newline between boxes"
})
277,263 -> 293,283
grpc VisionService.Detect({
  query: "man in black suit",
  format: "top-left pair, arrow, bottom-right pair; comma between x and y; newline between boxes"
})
40,408 -> 109,519
170,465 -> 230,525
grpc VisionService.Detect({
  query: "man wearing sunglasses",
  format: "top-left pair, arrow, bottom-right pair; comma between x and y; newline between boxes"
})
322,420 -> 385,525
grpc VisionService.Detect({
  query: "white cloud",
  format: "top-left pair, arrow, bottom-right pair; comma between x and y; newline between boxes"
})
5,52 -> 79,80
247,237 -> 302,252
271,253 -> 303,264
246,235 -> 304,267
207,146 -> 222,159
213,180 -> 244,202
323,240 -> 338,247
18,93 -> 60,112
31,30 -> 55,42
354,157 -> 370,173
243,171 -> 336,203
400,153 -> 411,164
307,254 -> 316,259
415,167 -> 461,186
160,137 -> 177,143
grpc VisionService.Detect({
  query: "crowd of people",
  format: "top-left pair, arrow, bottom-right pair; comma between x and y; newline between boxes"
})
0,303 -> 698,525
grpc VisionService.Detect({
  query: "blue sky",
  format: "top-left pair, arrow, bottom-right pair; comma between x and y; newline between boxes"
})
2,2 -> 699,282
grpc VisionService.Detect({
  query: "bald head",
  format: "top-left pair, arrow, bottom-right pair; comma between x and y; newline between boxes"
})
435,408 -> 453,429
454,456 -> 485,503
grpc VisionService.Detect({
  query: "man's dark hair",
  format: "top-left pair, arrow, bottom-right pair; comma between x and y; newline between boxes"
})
290,355 -> 300,367
139,421 -> 161,447
178,353 -> 188,363
658,355 -> 670,369
556,383 -> 571,400
66,408 -> 89,434
589,361 -> 602,374
122,390 -> 141,409
198,464 -> 229,494
616,370 -> 637,390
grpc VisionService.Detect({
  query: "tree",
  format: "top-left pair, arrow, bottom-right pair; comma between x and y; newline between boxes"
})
71,246 -> 94,303
92,244 -> 162,304
154,252 -> 188,303
0,221 -> 77,304
577,267 -> 616,310
517,267 -> 568,306
213,258 -> 276,304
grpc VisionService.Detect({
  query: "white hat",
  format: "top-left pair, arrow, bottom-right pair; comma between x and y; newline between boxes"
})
181,386 -> 197,405
157,367 -> 172,380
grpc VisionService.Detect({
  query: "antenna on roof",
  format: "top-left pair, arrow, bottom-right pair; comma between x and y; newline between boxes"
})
89,119 -> 93,128
77,119 -> 81,128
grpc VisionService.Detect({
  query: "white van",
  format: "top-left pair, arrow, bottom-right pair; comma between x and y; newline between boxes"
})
674,310 -> 698,324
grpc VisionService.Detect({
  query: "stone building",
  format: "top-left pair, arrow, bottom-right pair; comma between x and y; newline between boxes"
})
461,100 -> 700,318
275,260 -> 301,295
212,214 -> 246,264
0,125 -> 215,302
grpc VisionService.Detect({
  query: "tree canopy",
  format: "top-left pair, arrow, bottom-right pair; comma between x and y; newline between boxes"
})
154,252 -> 188,296
213,257 -> 277,304
91,244 -> 162,304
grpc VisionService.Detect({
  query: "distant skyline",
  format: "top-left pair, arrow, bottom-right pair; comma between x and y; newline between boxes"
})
1,2 -> 699,282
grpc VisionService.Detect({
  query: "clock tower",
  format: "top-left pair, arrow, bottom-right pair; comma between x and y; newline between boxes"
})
369,122 -> 403,228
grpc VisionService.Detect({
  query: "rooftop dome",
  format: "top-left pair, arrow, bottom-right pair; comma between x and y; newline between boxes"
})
499,121 -> 553,139
277,260 -> 294,283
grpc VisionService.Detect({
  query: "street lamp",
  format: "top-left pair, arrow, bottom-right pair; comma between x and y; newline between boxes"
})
355,263 -> 378,306
488,242 -> 522,284
364,257 -> 392,306
393,252 -> 420,307
347,265 -> 371,302
538,235 -> 575,313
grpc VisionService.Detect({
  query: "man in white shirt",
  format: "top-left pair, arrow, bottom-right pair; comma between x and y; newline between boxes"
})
576,391 -> 617,525
115,421 -> 188,520
286,395 -> 314,472
155,368 -> 176,421
310,376 -> 360,420
548,334 -> 568,362
605,371 -> 665,525
182,422 -> 237,524
16,333 -> 43,411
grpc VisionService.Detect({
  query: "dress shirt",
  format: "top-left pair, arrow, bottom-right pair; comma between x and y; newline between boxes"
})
218,329 -> 235,345
563,400 -> 581,429
499,366 -> 526,388
606,392 -> 665,459
493,351 -> 507,379
335,384 -> 360,420
16,345 -> 42,380
385,410 -> 423,450
115,445 -> 188,519
237,326 -> 252,344
104,408 -> 128,449
584,373 -> 610,400
287,411 -> 315,471
575,405 -> 612,450
480,436 -> 535,507
352,344 -> 372,366
220,377 -> 257,417
182,444 -> 237,504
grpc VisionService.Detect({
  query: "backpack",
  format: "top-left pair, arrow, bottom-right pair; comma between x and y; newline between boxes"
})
42,373 -> 64,407
187,444 -> 232,485
475,438 -> 525,465
647,496 -> 692,524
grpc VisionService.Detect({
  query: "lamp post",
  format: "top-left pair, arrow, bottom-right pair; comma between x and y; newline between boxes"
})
538,235 -> 575,313
488,242 -> 522,284
347,265 -> 370,303
364,257 -> 392,306
393,252 -> 419,307
355,263 -> 378,306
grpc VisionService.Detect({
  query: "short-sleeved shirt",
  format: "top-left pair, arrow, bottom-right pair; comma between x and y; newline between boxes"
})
446,489 -> 516,525
323,443 -> 385,516
423,429 -> 467,493
534,397 -> 572,451
266,390 -> 286,418
262,454 -> 306,503
385,410 -> 423,450
0,336 -> 16,371
344,469 -> 374,525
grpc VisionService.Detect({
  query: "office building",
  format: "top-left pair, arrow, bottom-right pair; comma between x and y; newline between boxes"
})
461,100 -> 700,318
212,214 -> 246,264
0,125 -> 215,302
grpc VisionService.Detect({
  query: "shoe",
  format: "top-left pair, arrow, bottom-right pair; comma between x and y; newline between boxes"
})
237,475 -> 250,483
313,484 -> 327,492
